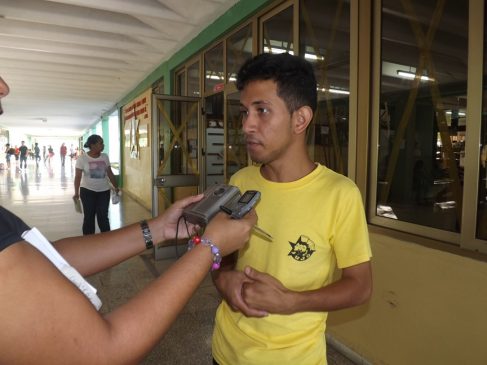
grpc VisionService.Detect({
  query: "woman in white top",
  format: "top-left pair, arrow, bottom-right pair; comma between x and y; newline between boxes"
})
74,134 -> 119,235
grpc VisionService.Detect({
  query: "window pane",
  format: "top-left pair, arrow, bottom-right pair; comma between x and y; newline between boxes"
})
156,99 -> 199,175
300,0 -> 350,175
204,93 -> 224,186
377,1 -> 468,233
205,43 -> 224,93
261,6 -> 294,54
226,91 -> 246,182
227,24 -> 253,84
188,61 -> 200,97
175,71 -> 185,96
153,78 -> 164,94
478,6 -> 487,240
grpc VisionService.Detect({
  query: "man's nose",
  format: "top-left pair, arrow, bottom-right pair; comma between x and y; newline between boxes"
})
0,77 -> 10,98
242,114 -> 256,134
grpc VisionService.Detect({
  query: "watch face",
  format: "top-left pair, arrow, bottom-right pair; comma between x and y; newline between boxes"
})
141,221 -> 153,248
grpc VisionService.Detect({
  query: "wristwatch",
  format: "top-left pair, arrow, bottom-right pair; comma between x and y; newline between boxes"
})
140,220 -> 154,249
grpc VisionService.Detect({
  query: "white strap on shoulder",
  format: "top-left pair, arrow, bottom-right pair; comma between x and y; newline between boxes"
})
22,228 -> 102,310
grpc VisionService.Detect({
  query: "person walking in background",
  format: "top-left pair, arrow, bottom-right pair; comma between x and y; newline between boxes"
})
73,134 -> 119,235
47,145 -> 54,165
18,141 -> 28,169
69,144 -> 75,161
13,145 -> 19,170
4,143 -> 12,169
33,142 -> 41,166
42,145 -> 47,163
60,142 -> 67,166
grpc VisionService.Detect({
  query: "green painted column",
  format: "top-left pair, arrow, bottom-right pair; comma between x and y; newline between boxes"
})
101,116 -> 110,153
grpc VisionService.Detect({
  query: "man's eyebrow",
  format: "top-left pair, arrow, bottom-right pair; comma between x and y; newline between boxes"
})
252,100 -> 271,105
240,100 -> 271,107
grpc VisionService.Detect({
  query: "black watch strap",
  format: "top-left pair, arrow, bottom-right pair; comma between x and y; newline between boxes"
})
140,220 -> 154,249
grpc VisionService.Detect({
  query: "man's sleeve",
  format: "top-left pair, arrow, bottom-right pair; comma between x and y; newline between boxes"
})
332,185 -> 372,269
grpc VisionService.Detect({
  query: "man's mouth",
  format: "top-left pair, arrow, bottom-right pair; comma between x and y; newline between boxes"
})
245,138 -> 260,146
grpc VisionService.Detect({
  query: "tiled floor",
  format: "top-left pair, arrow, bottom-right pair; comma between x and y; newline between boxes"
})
0,157 -> 356,365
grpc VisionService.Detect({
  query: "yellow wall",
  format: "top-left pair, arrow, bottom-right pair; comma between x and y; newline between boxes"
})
122,89 -> 152,210
328,229 -> 487,365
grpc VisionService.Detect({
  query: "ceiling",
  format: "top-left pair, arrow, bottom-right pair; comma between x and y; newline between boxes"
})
0,0 -> 238,137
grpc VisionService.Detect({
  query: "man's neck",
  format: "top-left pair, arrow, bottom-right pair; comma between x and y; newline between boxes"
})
260,158 -> 316,183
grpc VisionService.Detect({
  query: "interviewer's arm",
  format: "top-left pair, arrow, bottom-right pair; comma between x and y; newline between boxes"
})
54,194 -> 204,276
0,210 -> 256,365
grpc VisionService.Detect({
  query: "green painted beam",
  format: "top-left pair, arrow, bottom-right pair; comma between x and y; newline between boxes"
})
114,0 -> 271,110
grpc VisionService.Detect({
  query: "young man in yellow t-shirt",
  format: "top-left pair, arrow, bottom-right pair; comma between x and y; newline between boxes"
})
211,53 -> 372,365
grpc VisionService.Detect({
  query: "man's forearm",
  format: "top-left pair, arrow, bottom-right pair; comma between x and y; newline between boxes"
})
286,269 -> 372,313
242,261 -> 372,315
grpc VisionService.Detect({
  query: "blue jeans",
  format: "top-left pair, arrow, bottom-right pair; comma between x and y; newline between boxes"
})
80,187 -> 111,235
20,156 -> 27,168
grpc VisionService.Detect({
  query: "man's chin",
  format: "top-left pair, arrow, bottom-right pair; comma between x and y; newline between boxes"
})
248,154 -> 263,165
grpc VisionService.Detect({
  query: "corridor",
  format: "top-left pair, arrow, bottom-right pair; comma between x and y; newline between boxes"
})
0,157 -> 356,365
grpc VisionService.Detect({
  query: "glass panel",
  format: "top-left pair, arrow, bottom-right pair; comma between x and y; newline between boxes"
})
376,1 -> 468,233
262,6 -> 294,54
205,93 -> 225,186
153,78 -> 164,94
205,43 -> 224,93
156,99 -> 199,176
156,98 -> 199,214
300,0 -> 350,175
226,91 -> 246,182
188,61 -> 200,97
175,71 -> 185,96
478,7 -> 487,240
226,24 -> 253,83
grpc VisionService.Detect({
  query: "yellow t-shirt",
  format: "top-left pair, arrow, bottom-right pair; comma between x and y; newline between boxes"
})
212,164 -> 372,365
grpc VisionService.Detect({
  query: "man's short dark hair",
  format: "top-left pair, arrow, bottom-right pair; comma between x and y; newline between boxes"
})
236,53 -> 317,113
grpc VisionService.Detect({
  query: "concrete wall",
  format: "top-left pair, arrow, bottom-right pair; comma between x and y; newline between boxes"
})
328,229 -> 487,365
121,89 -> 152,210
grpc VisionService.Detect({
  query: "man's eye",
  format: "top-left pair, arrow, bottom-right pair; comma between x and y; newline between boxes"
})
240,110 -> 248,118
257,107 -> 269,114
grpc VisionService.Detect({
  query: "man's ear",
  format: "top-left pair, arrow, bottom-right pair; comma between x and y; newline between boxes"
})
293,106 -> 313,134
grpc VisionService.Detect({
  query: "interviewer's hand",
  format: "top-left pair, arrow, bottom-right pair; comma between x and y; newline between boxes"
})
204,210 -> 257,256
155,194 -> 204,241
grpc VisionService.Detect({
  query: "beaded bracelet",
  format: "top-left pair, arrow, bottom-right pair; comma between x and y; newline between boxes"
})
187,235 -> 222,271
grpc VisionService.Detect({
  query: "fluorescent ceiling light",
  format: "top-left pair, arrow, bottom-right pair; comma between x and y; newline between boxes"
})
304,53 -> 324,61
206,74 -> 223,80
263,47 -> 324,61
446,111 -> 466,117
264,46 -> 294,55
317,87 -> 350,95
397,70 -> 434,82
